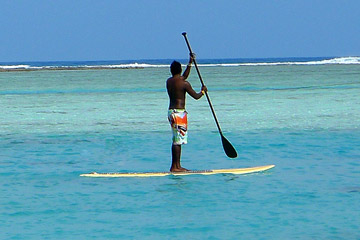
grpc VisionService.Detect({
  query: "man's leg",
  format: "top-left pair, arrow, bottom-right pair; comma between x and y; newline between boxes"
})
170,144 -> 188,172
170,144 -> 181,171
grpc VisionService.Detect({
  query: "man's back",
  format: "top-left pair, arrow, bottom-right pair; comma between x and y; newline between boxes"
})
166,75 -> 186,109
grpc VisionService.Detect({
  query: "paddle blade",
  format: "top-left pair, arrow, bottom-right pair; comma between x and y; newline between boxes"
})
221,134 -> 238,158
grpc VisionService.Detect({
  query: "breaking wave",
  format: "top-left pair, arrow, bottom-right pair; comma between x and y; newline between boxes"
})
1,57 -> 359,71
209,57 -> 360,67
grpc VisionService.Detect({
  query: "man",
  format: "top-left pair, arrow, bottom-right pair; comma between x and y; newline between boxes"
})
166,54 -> 207,172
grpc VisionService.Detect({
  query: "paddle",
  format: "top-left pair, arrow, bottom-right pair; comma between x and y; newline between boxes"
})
182,32 -> 238,158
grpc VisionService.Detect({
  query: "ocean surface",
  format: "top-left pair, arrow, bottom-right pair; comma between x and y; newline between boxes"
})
1,57 -> 360,239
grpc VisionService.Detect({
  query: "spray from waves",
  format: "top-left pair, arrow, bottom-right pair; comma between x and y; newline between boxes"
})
0,63 -> 165,71
197,57 -> 360,67
0,65 -> 33,70
1,57 -> 359,71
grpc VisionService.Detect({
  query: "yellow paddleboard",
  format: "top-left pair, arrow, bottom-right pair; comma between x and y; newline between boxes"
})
80,165 -> 275,178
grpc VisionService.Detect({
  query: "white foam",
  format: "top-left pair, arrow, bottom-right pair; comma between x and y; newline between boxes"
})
0,65 -> 31,69
1,57 -> 359,71
197,57 -> 360,67
316,57 -> 360,65
92,63 -> 169,68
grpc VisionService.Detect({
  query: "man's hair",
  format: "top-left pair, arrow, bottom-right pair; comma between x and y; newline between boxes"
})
170,61 -> 182,76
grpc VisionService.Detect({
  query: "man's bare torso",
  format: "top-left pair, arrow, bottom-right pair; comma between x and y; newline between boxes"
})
167,75 -> 187,109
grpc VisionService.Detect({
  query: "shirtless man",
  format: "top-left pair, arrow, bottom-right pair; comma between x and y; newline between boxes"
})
166,55 -> 207,172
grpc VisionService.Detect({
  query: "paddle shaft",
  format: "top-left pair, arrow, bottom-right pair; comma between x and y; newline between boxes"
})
182,32 -> 238,158
182,33 -> 223,135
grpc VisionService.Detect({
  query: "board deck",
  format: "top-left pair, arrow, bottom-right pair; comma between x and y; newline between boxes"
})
80,165 -> 275,178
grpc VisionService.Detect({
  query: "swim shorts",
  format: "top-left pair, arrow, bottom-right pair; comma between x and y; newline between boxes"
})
168,109 -> 188,145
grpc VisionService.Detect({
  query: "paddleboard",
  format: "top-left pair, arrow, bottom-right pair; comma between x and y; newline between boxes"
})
80,165 -> 275,178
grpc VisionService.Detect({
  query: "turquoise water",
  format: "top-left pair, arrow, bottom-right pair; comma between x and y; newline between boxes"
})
1,63 -> 360,239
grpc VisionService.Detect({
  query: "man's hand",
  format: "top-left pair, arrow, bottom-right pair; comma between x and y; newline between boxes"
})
201,85 -> 207,95
189,53 -> 196,64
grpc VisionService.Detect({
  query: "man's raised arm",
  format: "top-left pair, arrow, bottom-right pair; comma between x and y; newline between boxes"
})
182,54 -> 194,80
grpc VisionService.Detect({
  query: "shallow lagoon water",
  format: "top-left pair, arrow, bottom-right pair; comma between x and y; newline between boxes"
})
1,64 -> 360,239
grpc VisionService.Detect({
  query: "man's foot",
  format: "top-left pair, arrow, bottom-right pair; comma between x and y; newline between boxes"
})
170,167 -> 190,172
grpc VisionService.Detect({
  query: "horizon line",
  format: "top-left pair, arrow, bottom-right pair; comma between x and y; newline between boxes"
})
1,55 -> 356,64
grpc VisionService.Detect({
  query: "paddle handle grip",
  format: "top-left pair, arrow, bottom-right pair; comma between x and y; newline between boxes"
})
182,32 -> 205,87
182,32 -> 223,134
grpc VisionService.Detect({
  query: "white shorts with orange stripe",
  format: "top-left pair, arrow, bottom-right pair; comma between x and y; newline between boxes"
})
168,109 -> 188,145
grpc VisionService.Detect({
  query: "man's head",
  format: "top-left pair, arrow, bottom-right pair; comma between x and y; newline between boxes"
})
170,61 -> 182,76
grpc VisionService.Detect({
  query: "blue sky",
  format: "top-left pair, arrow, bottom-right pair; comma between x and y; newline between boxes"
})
1,0 -> 359,62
